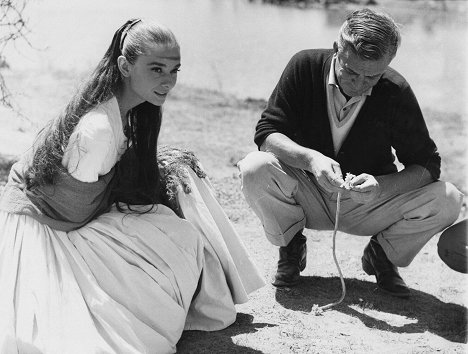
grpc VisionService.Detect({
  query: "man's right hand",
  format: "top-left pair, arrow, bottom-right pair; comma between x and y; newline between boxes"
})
261,133 -> 344,193
306,150 -> 344,193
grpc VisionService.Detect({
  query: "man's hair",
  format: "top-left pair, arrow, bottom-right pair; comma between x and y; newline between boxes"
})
337,8 -> 401,60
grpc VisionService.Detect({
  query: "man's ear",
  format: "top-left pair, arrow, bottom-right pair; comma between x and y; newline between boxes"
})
117,55 -> 131,77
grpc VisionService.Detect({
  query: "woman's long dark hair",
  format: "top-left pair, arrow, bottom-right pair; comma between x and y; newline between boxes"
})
112,101 -> 163,208
25,19 -> 180,208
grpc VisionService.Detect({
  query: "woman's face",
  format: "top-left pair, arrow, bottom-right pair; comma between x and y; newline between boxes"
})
126,44 -> 181,107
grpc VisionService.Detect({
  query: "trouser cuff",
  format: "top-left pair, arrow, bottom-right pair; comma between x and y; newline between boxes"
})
265,218 -> 306,247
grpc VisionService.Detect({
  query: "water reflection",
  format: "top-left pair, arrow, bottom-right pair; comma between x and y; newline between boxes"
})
6,0 -> 468,114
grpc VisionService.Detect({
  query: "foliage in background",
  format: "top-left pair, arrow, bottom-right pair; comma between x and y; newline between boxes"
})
0,0 -> 29,108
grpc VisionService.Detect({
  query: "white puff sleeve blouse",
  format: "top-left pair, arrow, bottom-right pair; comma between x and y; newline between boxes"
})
61,97 -> 127,183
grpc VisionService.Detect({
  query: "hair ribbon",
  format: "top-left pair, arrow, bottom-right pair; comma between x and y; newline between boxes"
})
120,19 -> 142,51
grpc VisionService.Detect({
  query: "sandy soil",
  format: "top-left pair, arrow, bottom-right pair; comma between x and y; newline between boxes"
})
0,83 -> 466,353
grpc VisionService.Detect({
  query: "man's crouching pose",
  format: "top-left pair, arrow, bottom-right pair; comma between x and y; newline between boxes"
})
238,8 -> 463,298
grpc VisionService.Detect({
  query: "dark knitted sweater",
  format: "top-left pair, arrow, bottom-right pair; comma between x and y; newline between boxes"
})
254,49 -> 441,179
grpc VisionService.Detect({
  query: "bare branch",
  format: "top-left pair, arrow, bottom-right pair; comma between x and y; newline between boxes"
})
0,0 -> 30,108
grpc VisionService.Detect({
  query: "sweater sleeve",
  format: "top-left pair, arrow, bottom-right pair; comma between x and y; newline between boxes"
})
62,110 -> 115,183
390,84 -> 441,180
254,51 -> 306,149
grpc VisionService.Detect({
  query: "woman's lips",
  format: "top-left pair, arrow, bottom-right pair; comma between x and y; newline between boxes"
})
154,91 -> 167,97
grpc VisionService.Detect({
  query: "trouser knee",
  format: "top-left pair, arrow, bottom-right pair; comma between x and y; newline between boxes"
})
379,182 -> 463,268
238,151 -> 278,193
433,182 -> 463,227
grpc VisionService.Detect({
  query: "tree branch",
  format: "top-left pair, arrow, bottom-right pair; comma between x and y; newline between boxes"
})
0,0 -> 30,108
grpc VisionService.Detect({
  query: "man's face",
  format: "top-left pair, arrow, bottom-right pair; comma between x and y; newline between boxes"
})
334,47 -> 392,97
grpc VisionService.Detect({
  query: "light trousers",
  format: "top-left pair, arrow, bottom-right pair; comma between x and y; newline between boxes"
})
238,151 -> 464,267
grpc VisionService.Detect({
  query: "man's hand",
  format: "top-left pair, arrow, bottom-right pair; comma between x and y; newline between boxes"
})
347,173 -> 381,203
307,151 -> 344,193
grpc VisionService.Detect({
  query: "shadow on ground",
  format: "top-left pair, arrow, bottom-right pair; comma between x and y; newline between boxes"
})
275,276 -> 467,343
177,313 -> 276,353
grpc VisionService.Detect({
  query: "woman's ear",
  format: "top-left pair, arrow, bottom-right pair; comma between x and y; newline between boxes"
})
117,55 -> 131,77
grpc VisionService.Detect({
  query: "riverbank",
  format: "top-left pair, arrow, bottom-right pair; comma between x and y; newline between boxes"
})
254,0 -> 467,12
0,83 -> 466,353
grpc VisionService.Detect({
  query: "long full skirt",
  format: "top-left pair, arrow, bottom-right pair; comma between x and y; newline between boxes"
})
0,170 -> 264,354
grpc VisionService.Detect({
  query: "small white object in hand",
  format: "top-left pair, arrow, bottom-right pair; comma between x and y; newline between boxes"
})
340,173 -> 356,190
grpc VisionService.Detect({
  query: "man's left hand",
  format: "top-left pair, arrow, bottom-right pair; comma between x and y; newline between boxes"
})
347,173 -> 381,204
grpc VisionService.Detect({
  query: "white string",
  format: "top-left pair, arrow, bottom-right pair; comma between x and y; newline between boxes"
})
310,190 -> 346,315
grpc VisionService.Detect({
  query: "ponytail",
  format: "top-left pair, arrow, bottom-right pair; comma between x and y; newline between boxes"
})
26,18 -> 176,215
25,19 -> 143,188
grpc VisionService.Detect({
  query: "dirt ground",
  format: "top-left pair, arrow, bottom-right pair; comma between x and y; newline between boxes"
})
0,81 -> 466,353
168,87 -> 467,353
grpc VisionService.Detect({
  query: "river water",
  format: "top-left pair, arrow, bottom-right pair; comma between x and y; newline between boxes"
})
7,0 -> 468,115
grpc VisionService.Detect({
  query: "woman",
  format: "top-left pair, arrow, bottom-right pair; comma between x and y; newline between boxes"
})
0,19 -> 264,353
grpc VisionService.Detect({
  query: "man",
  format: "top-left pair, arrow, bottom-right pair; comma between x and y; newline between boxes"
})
238,8 -> 463,298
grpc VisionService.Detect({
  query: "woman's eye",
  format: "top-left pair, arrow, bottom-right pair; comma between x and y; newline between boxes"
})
151,67 -> 163,73
171,69 -> 180,74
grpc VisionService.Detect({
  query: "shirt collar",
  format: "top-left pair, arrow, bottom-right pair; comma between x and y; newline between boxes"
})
328,54 -> 373,97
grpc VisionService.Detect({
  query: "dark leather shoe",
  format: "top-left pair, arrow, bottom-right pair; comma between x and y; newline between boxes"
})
362,235 -> 410,298
272,232 -> 307,287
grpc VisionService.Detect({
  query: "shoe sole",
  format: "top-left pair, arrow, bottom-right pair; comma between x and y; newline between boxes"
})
272,281 -> 300,288
272,277 -> 301,287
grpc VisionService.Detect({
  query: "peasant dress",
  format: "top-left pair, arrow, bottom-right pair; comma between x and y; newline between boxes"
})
0,97 -> 265,354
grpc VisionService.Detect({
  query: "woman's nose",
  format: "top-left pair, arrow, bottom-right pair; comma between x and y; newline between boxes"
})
161,74 -> 176,88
